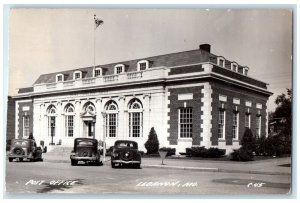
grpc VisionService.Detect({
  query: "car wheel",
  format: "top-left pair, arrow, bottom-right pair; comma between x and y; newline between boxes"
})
19,158 -> 23,162
135,163 -> 141,169
71,160 -> 78,166
8,158 -> 13,162
95,159 -> 101,166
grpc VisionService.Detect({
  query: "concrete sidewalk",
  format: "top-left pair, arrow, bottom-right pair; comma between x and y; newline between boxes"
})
42,152 -> 291,176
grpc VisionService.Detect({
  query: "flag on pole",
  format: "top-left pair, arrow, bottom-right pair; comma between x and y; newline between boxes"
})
94,15 -> 104,29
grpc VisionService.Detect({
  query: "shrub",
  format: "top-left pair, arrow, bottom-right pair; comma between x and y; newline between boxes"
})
159,147 -> 176,156
144,127 -> 160,154
207,147 -> 226,158
253,131 -> 291,157
230,148 -> 254,161
185,147 -> 226,158
241,128 -> 256,151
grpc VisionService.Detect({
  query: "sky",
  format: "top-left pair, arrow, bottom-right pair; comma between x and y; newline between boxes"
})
8,8 -> 292,111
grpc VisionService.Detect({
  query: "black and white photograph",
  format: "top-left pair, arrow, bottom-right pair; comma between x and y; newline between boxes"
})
3,6 -> 294,197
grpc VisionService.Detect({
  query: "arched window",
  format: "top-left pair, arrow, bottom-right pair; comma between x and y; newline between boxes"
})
65,104 -> 75,137
128,99 -> 143,137
47,105 -> 57,138
104,101 -> 118,138
83,102 -> 96,113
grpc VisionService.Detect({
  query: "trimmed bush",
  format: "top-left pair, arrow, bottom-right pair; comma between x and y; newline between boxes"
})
241,128 -> 256,151
185,147 -> 226,158
159,147 -> 176,156
144,127 -> 160,154
230,148 -> 254,161
207,147 -> 226,158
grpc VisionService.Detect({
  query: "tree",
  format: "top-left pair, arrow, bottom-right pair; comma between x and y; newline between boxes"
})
241,128 -> 256,151
230,128 -> 255,161
273,88 -> 292,136
144,127 -> 159,154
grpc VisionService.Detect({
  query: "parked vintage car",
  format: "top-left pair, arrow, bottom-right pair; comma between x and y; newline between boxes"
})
70,138 -> 102,166
8,139 -> 43,162
111,140 -> 141,168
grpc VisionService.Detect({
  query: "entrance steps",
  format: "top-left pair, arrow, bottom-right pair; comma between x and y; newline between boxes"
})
45,145 -> 73,155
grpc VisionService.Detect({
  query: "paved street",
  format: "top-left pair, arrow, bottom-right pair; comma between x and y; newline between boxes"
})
5,159 -> 291,196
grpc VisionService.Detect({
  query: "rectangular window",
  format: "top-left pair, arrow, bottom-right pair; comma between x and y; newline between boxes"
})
66,116 -> 74,137
75,73 -> 81,79
106,113 -> 118,137
94,69 -> 101,77
232,112 -> 239,139
23,116 -> 30,138
245,114 -> 251,128
232,64 -> 238,72
218,110 -> 225,139
129,112 -> 143,137
139,63 -> 147,71
179,108 -> 193,138
244,69 -> 248,76
219,59 -> 225,67
238,67 -> 243,74
256,116 -> 261,138
116,66 -> 123,74
57,75 -> 63,82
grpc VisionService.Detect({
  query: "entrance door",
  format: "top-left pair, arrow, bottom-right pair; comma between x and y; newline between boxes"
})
86,121 -> 95,138
49,116 -> 55,144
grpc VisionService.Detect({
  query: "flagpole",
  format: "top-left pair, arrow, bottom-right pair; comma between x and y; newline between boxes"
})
93,14 -> 96,73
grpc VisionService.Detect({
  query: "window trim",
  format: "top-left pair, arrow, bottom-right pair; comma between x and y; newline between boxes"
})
232,111 -> 239,140
217,57 -> 226,68
137,60 -> 149,71
255,115 -> 261,138
128,99 -> 143,138
56,74 -> 64,82
114,64 -> 125,74
231,62 -> 238,72
245,113 -> 251,129
178,107 -> 193,139
243,66 -> 249,76
105,101 -> 119,138
23,116 -> 30,138
218,109 -> 226,140
94,67 -> 102,77
73,71 -> 82,80
65,104 -> 75,137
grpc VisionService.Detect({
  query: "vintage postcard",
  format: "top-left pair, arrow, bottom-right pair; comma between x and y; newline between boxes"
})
5,7 -> 293,197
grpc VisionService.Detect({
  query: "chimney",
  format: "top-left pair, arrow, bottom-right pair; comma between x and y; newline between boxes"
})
199,44 -> 211,53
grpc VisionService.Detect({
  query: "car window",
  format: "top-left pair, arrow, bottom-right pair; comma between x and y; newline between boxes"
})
13,141 -> 28,147
116,142 -> 135,148
77,141 -> 95,146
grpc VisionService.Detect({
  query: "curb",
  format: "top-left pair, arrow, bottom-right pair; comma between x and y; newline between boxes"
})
141,164 -> 290,175
15,157 -> 291,176
142,164 -> 218,172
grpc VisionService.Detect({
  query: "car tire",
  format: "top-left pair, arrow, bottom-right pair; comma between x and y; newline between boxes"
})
71,160 -> 78,166
135,164 -> 141,169
19,158 -> 23,162
8,158 -> 13,162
